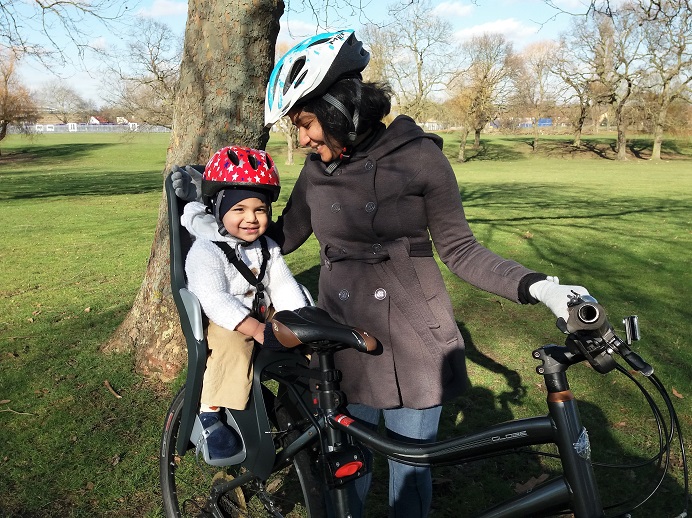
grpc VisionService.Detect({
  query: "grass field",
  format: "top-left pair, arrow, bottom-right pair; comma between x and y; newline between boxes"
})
0,130 -> 690,517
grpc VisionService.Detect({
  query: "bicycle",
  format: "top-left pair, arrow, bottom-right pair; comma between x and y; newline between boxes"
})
159,173 -> 688,518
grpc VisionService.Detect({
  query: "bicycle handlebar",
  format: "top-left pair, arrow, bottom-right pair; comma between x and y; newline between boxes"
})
560,294 -> 654,377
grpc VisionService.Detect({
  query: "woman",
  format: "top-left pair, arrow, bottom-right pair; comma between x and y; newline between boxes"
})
175,29 -> 590,517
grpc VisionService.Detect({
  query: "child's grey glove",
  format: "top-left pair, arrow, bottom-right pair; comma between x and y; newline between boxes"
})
529,276 -> 590,330
171,164 -> 203,202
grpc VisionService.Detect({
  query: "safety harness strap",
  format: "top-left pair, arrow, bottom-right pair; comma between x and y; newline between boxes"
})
213,236 -> 270,321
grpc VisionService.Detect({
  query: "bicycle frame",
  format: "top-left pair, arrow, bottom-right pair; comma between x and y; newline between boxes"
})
208,341 -> 605,518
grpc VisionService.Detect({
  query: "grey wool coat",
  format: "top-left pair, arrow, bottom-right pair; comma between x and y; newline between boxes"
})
272,115 -> 536,409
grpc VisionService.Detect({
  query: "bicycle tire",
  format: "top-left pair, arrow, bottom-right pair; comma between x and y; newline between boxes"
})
160,384 -> 326,518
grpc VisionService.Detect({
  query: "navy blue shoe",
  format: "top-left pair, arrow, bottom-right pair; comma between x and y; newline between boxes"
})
199,412 -> 242,460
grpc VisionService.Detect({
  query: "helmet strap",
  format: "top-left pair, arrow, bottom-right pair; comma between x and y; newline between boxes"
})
212,191 -> 229,236
322,79 -> 362,144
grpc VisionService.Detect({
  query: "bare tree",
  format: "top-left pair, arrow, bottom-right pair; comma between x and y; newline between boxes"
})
36,80 -> 90,123
101,18 -> 181,128
0,50 -> 37,146
379,0 -> 461,122
639,0 -> 692,160
449,33 -> 516,159
513,41 -> 562,151
0,0 -> 131,67
579,7 -> 645,160
360,23 -> 392,84
552,29 -> 598,147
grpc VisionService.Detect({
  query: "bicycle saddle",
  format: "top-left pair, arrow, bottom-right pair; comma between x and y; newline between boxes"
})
271,306 -> 378,353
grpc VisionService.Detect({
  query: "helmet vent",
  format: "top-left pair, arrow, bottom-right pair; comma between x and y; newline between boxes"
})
247,154 -> 259,170
307,37 -> 331,48
226,148 -> 240,166
285,58 -> 306,94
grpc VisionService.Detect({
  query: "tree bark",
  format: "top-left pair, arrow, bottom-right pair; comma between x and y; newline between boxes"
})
101,0 -> 285,380
473,127 -> 482,149
614,101 -> 628,161
573,103 -> 587,148
651,100 -> 667,161
457,126 -> 469,162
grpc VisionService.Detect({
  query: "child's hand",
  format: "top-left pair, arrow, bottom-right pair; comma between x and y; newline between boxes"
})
171,164 -> 203,202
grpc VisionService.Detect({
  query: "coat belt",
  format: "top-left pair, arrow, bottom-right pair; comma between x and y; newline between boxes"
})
321,239 -> 433,265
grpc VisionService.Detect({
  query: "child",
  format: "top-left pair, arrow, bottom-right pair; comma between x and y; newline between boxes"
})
181,145 -> 307,460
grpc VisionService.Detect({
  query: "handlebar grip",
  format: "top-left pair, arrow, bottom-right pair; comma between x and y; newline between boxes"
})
565,301 -> 607,334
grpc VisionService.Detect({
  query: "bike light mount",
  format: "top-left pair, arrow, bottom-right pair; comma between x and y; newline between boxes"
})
320,443 -> 369,487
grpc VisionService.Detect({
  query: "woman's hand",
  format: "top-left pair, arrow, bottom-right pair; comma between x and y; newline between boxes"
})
529,277 -> 590,328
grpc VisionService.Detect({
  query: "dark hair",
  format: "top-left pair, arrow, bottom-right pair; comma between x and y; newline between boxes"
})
301,78 -> 392,150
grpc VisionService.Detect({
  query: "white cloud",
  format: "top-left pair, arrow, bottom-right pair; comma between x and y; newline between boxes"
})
454,18 -> 538,44
137,0 -> 187,19
278,18 -> 320,44
89,36 -> 108,51
432,1 -> 475,19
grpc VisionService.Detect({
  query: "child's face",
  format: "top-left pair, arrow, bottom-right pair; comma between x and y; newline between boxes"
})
222,197 -> 269,242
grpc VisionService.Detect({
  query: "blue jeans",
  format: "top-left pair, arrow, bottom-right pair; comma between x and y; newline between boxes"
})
347,403 -> 442,518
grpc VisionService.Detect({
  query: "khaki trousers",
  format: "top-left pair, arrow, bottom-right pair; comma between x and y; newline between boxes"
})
200,321 -> 255,410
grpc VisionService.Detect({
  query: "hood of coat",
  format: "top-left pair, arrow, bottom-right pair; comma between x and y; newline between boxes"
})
181,201 -> 244,246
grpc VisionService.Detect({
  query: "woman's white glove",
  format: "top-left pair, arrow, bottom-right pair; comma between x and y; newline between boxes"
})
529,276 -> 590,326
171,165 -> 204,202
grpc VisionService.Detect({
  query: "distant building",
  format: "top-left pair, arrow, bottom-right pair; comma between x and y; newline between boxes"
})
89,116 -> 110,125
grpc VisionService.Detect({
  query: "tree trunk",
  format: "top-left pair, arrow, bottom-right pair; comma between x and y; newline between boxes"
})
573,104 -> 587,148
651,101 -> 667,161
285,125 -> 296,165
473,127 -> 481,150
457,127 -> 469,162
614,102 -> 628,161
101,0 -> 285,380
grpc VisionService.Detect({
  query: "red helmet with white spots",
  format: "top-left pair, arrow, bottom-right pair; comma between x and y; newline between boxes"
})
202,146 -> 280,202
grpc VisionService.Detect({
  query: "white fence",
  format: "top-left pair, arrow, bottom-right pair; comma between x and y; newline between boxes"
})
10,123 -> 170,134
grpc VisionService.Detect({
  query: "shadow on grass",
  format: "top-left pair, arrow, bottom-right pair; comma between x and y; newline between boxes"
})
449,135 -> 692,162
0,142 -> 164,200
0,142 -> 115,165
446,140 -> 526,163
0,169 -> 163,200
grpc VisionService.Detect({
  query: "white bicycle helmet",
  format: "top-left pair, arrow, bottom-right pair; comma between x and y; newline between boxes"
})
264,29 -> 370,127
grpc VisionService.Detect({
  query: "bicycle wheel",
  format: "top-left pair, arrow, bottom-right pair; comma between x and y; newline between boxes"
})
160,384 -> 326,517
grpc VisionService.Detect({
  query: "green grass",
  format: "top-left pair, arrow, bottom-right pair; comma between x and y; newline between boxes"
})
0,131 -> 690,517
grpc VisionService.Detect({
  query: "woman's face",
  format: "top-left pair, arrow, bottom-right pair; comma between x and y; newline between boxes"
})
289,109 -> 341,163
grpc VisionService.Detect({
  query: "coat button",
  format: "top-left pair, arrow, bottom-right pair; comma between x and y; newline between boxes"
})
339,289 -> 350,301
331,203 -> 341,213
365,160 -> 374,171
365,201 -> 376,213
372,243 -> 382,253
374,288 -> 387,300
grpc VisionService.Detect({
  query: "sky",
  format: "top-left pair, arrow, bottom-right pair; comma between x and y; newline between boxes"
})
20,0 -> 593,107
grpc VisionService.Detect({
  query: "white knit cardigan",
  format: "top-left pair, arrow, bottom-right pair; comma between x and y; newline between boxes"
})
181,201 -> 306,332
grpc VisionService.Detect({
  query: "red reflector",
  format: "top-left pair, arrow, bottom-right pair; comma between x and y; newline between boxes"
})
335,461 -> 363,478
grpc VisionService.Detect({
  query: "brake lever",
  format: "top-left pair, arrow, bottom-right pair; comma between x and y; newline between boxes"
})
600,324 -> 654,377
560,295 -> 654,377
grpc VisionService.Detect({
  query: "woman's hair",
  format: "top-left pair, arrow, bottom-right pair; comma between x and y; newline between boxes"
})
300,78 -> 393,150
